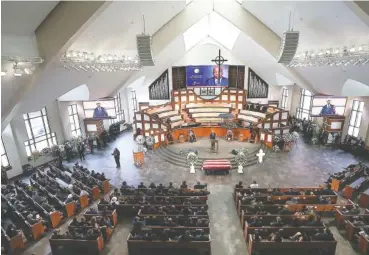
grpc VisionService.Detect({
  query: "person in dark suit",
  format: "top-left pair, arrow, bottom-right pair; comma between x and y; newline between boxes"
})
93,102 -> 108,118
205,66 -> 228,86
320,100 -> 336,115
112,148 -> 120,168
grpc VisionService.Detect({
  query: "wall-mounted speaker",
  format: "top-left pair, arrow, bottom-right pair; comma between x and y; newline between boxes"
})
276,31 -> 299,64
136,34 -> 155,66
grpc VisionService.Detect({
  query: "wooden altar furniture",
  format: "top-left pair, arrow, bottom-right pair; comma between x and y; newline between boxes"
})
133,151 -> 144,166
84,119 -> 104,136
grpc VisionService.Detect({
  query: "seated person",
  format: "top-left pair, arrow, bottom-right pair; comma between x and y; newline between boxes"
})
159,229 -> 170,241
138,182 -> 146,189
6,224 -> 18,238
64,194 -> 74,204
270,217 -> 284,227
100,198 -> 109,205
194,181 -> 206,190
112,188 -> 120,196
289,231 -> 305,242
70,217 -> 80,227
188,129 -> 196,143
178,230 -> 193,242
168,182 -> 175,189
278,205 -> 294,215
110,197 -> 119,205
269,229 -> 283,242
248,216 -> 263,227
312,228 -> 334,241
235,181 -> 244,189
194,229 -> 209,241
272,189 -> 284,196
167,133 -> 174,142
226,129 -> 233,141
249,181 -> 259,189
121,181 -> 130,189
149,183 -> 156,189
180,181 -> 188,189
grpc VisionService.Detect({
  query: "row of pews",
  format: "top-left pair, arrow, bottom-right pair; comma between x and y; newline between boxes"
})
95,181 -> 211,255
49,208 -> 118,255
1,162 -> 112,254
336,208 -> 369,254
327,162 -> 369,207
234,185 -> 343,255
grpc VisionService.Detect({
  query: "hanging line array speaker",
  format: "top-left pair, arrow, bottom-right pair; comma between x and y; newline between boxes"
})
276,31 -> 300,64
136,34 -> 155,66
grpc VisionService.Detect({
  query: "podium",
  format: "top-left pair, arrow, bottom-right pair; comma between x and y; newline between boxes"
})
210,139 -> 219,153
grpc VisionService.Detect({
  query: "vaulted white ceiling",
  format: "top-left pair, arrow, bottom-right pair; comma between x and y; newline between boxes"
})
1,0 -> 369,128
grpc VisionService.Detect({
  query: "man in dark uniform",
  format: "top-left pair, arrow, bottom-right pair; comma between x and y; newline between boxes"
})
78,143 -> 85,161
88,136 -> 94,154
112,148 -> 120,168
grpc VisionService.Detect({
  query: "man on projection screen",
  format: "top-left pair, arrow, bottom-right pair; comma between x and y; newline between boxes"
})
320,100 -> 336,115
205,66 -> 228,86
93,102 -> 108,118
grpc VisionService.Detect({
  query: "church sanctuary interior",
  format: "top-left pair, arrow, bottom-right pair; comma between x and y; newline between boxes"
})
2,1 -> 369,255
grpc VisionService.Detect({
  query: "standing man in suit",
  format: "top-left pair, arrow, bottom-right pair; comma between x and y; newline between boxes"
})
112,148 -> 121,168
205,66 -> 228,86
93,102 -> 108,118
320,100 -> 336,115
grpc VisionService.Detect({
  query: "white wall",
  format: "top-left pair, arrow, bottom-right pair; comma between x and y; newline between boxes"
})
342,96 -> 369,146
1,35 -> 39,56
7,100 -> 65,170
290,85 -> 302,116
2,124 -> 23,178
57,100 -> 86,141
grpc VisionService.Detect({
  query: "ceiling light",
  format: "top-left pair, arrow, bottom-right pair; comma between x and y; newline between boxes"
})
24,66 -> 35,75
1,71 -> 7,76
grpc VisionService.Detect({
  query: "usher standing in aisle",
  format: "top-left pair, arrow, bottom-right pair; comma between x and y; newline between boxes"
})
112,148 -> 121,168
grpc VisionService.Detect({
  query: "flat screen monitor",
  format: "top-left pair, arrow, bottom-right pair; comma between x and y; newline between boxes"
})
83,99 -> 116,119
310,96 -> 347,117
186,65 -> 229,87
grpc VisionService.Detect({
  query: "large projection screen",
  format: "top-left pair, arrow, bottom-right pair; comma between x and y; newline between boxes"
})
310,96 -> 347,117
83,99 -> 116,119
186,65 -> 229,87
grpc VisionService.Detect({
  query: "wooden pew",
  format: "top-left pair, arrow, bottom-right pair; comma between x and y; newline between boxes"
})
236,194 -> 337,211
67,220 -> 114,241
360,188 -> 369,208
237,196 -> 338,215
335,209 -> 369,229
345,219 -> 369,241
2,195 -> 45,241
244,222 -> 325,241
31,176 -> 76,218
48,163 -> 94,205
16,186 -> 62,229
248,232 -> 337,255
331,166 -> 365,192
49,235 -> 104,255
72,165 -> 111,194
359,232 -> 369,255
119,188 -> 209,197
1,227 -> 24,254
83,209 -> 118,227
234,187 -> 324,201
343,177 -> 369,199
240,211 -> 320,230
127,233 -> 211,255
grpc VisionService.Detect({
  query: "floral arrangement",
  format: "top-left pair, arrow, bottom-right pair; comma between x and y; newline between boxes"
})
40,147 -> 52,157
234,148 -> 248,166
186,152 -> 198,166
291,131 -> 299,142
273,145 -> 280,152
31,150 -> 40,161
145,136 -> 155,146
